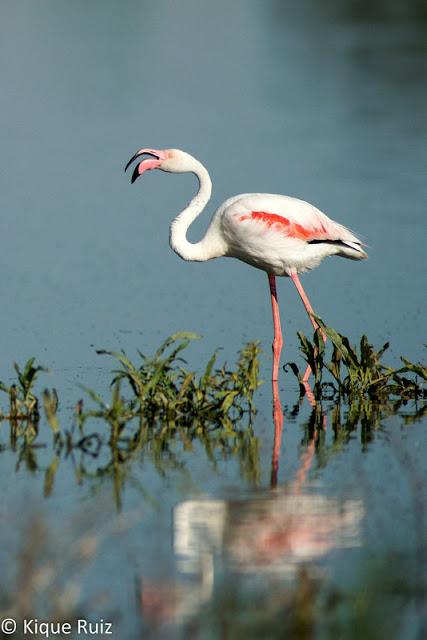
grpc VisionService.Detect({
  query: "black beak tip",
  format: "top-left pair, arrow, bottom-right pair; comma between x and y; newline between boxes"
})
124,154 -> 137,173
131,166 -> 140,184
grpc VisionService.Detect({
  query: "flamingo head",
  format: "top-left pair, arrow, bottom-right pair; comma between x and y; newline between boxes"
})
125,148 -> 195,183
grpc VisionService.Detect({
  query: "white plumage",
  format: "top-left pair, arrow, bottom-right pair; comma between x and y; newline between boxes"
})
125,147 -> 367,381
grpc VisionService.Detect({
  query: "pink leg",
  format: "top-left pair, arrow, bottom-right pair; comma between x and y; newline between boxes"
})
268,274 -> 283,382
271,379 -> 283,488
290,273 -> 326,382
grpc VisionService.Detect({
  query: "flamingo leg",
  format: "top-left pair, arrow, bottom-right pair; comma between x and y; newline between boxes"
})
268,274 -> 283,382
290,272 -> 327,382
271,379 -> 284,488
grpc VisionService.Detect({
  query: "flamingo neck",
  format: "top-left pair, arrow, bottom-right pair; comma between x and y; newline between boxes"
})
169,159 -> 220,262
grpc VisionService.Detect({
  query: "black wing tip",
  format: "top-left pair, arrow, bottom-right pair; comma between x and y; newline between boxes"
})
308,238 -> 368,259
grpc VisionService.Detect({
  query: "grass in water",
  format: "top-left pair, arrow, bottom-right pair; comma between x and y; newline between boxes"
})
287,315 -> 426,401
0,329 -> 425,504
96,332 -> 260,429
0,335 -> 262,505
0,358 -> 46,422
0,334 -> 261,432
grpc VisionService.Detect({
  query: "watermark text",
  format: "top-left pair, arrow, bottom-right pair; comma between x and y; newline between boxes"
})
1,618 -> 113,636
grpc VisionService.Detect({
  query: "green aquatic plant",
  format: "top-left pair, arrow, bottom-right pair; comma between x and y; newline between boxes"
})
96,332 -> 261,429
76,334 -> 262,506
287,316 -> 426,401
0,337 -> 262,504
0,358 -> 47,422
0,336 -> 261,432
0,330 -> 424,503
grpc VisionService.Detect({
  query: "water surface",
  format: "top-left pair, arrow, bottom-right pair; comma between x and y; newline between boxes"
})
0,1 -> 426,637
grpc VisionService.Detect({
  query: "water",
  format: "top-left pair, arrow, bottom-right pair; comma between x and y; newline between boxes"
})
0,1 -> 426,637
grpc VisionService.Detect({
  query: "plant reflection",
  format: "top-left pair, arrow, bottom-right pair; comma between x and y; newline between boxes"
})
0,340 -> 262,508
1,344 -> 424,513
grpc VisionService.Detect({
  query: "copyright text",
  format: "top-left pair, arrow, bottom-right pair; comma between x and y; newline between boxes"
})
0,618 -> 113,636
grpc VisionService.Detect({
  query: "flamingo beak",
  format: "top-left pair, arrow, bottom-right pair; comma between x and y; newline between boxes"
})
125,148 -> 167,183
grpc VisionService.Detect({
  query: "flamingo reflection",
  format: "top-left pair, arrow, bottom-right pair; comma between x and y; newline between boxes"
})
140,381 -> 363,626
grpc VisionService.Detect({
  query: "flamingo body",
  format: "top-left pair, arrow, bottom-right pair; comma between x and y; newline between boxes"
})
213,193 -> 366,275
125,148 -> 367,381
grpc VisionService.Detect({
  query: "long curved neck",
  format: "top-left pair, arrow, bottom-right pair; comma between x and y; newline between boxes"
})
169,158 -> 222,262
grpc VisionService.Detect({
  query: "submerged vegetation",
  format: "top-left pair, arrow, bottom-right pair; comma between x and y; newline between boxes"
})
0,332 -> 261,431
0,327 -> 424,504
288,315 -> 426,401
96,332 -> 260,427
0,334 -> 262,505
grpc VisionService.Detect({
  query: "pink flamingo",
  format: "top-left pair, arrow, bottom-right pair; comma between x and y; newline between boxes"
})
125,148 -> 367,381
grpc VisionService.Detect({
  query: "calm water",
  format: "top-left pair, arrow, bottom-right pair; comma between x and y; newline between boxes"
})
0,1 -> 426,638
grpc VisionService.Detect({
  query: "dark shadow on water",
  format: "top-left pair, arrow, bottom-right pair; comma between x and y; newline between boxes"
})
272,0 -> 427,24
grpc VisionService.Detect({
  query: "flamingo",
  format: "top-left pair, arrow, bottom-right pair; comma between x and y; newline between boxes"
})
125,147 -> 367,381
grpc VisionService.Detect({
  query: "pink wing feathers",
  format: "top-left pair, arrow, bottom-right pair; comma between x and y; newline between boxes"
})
238,211 -> 332,241
223,194 -> 365,253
